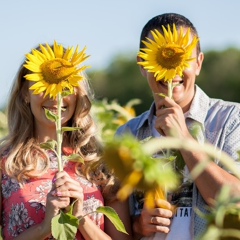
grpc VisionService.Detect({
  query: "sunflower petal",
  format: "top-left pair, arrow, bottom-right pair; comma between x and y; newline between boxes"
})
24,62 -> 41,72
137,24 -> 198,83
24,41 -> 90,98
24,73 -> 43,81
63,47 -> 74,61
53,41 -> 64,58
40,44 -> 52,60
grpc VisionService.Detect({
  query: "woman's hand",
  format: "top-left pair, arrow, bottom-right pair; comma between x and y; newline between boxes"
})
13,171 -> 84,239
51,171 -> 84,217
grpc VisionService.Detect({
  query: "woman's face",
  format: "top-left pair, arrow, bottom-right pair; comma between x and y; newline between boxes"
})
26,81 -> 77,136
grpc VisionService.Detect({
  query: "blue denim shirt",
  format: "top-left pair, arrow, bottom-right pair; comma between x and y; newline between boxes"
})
116,85 -> 240,238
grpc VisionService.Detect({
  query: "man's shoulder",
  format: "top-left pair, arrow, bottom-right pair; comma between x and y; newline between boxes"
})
206,98 -> 240,130
116,110 -> 150,136
195,86 -> 240,115
208,98 -> 240,114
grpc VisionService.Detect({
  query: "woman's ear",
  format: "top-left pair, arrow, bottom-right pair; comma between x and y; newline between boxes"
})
195,52 -> 204,76
24,92 -> 30,104
137,55 -> 147,77
25,96 -> 30,104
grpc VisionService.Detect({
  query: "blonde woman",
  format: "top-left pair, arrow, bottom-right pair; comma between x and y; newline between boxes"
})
0,43 -> 132,240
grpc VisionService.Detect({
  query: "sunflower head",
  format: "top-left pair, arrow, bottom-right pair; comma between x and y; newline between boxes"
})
24,40 -> 90,99
102,134 -> 179,201
137,24 -> 199,82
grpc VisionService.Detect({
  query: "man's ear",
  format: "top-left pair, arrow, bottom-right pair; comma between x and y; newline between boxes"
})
195,52 -> 204,76
137,55 -> 147,77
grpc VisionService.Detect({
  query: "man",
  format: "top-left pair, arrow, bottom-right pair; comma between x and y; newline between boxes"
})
117,13 -> 240,239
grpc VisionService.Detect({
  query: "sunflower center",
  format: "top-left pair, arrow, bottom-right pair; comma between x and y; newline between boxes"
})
157,45 -> 185,69
41,59 -> 76,84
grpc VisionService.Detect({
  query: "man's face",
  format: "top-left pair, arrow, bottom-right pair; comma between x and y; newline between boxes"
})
138,29 -> 204,112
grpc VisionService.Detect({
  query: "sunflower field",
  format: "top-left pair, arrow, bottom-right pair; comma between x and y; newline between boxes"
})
1,98 -> 240,240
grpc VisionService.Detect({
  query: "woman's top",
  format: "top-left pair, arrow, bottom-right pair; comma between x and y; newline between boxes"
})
1,150 -> 104,240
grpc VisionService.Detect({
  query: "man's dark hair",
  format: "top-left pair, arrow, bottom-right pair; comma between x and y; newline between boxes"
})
140,13 -> 201,55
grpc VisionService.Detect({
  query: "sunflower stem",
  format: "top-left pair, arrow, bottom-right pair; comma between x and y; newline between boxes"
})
56,93 -> 63,172
167,81 -> 173,99
165,81 -> 174,201
166,80 -> 173,159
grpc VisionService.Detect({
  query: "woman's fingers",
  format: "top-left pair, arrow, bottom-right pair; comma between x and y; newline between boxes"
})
51,171 -> 83,200
51,186 -> 83,199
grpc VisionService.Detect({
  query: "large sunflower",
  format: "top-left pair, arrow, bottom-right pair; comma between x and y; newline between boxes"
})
138,24 -> 199,82
24,41 -> 89,98
102,134 -> 178,205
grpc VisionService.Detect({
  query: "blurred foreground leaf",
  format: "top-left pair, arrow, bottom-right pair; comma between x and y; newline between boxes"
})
198,186 -> 240,240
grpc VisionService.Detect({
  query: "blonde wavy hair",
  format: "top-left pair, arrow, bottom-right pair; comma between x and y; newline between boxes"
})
0,60 -> 103,177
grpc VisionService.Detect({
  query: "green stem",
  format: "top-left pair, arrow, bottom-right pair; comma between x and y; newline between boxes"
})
166,80 -> 174,199
56,93 -> 63,172
143,137 -> 240,179
78,210 -> 96,222
167,81 -> 173,99
166,80 -> 173,159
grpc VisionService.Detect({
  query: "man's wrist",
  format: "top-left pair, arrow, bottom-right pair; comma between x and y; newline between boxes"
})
132,215 -> 143,239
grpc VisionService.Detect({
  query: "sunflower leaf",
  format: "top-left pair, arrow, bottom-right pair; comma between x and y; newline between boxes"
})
96,206 -> 128,234
51,211 -> 79,240
61,127 -> 82,133
66,154 -> 84,163
45,108 -> 58,122
0,227 -> 3,240
40,140 -> 57,151
156,93 -> 167,98
61,90 -> 72,98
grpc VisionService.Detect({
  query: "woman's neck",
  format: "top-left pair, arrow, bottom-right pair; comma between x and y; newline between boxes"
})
34,126 -> 57,143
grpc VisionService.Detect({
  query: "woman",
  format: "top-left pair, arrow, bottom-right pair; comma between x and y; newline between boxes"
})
0,42 -> 132,240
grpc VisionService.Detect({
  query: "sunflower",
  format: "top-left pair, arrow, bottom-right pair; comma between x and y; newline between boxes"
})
138,24 -> 199,82
102,134 -> 179,206
24,41 -> 90,98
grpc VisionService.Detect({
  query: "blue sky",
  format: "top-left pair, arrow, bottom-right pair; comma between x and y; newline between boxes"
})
1,0 -> 240,108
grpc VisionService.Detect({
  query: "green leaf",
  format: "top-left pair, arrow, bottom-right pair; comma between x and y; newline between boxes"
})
61,127 -> 82,133
45,108 -> 58,122
0,226 -> 3,240
40,140 -> 57,151
52,211 -> 79,240
96,206 -> 128,234
65,154 -> 84,164
198,225 -> 221,240
61,90 -> 73,98
156,93 -> 167,98
172,150 -> 185,171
